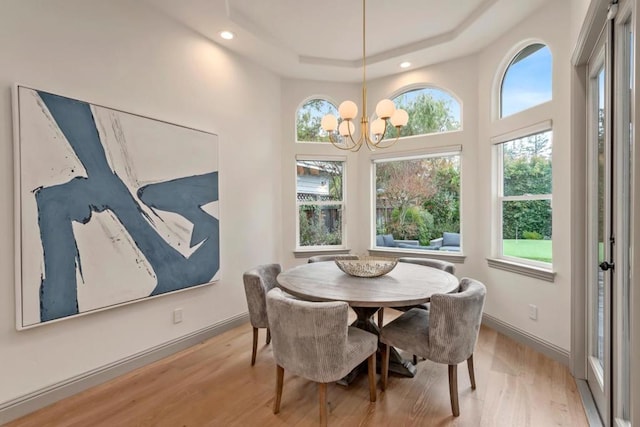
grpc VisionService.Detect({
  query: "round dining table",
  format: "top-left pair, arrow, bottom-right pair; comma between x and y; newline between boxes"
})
276,260 -> 459,383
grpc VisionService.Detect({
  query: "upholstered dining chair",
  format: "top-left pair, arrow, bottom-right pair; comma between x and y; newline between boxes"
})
376,257 -> 456,329
242,263 -> 281,366
266,288 -> 378,426
379,278 -> 486,417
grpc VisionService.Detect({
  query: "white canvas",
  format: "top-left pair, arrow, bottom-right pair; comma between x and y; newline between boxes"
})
14,86 -> 220,328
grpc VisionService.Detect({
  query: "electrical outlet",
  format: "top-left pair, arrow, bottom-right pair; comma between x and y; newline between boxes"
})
173,308 -> 183,324
528,304 -> 537,320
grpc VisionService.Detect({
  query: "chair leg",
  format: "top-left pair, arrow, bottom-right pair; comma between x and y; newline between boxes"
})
266,327 -> 271,345
251,327 -> 258,366
318,382 -> 328,427
274,365 -> 284,414
467,354 -> 476,390
381,344 -> 390,391
377,308 -> 384,328
448,364 -> 460,417
367,353 -> 377,402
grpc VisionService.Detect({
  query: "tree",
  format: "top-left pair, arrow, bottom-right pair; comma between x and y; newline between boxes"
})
501,133 -> 552,239
384,90 -> 460,139
421,157 -> 460,240
296,99 -> 337,142
376,156 -> 460,244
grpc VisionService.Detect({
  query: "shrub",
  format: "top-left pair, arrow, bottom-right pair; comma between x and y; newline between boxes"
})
387,206 -> 433,244
522,231 -> 543,240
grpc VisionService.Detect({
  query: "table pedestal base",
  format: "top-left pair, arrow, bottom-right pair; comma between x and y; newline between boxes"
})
338,307 -> 416,386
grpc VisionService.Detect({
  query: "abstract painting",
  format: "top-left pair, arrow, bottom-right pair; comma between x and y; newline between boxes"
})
14,86 -> 220,328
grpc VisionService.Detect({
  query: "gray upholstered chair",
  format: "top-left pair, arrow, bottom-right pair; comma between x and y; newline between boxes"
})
242,263 -> 281,366
379,278 -> 486,417
266,288 -> 378,426
377,257 -> 456,329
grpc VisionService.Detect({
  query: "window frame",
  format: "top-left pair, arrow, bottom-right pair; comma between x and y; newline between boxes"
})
369,146 -> 463,257
492,121 -> 554,271
295,155 -> 347,251
295,97 -> 339,144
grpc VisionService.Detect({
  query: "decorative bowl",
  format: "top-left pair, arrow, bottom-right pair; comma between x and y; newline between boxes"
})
334,256 -> 398,278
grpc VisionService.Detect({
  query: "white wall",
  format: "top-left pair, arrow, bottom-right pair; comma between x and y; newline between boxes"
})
570,0 -> 595,51
279,79 -> 360,268
475,1 -> 572,350
280,0 -> 573,351
0,0 -> 281,406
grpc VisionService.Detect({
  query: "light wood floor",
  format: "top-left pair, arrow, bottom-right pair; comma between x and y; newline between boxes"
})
7,311 -> 588,427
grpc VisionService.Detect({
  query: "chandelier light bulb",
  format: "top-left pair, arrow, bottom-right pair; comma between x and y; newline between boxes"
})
338,100 -> 358,120
371,118 -> 386,137
339,120 -> 355,137
375,99 -> 396,119
321,114 -> 338,132
390,108 -> 409,127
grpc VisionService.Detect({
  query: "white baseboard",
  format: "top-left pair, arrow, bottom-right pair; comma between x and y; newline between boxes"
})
482,313 -> 570,367
0,313 -> 249,425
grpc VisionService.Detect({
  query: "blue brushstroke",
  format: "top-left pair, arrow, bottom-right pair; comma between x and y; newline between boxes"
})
35,91 -> 219,322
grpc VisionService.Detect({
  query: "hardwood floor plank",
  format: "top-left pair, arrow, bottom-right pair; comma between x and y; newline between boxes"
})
6,320 -> 588,427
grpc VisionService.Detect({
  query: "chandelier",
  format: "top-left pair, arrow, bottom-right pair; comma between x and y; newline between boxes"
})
320,0 -> 409,152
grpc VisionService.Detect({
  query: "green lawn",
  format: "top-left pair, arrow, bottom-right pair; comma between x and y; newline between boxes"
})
503,239 -> 552,263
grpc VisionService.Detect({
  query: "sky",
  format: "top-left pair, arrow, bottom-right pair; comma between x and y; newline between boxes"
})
501,46 -> 553,117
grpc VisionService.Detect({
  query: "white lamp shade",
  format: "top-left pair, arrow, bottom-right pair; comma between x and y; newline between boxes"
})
375,99 -> 396,119
371,118 -> 386,136
390,108 -> 409,127
338,120 -> 355,136
321,114 -> 338,132
338,100 -> 358,120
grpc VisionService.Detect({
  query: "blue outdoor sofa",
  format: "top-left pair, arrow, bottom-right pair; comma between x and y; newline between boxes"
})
376,232 -> 460,252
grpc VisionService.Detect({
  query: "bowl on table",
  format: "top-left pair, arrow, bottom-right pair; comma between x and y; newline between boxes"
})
334,256 -> 398,278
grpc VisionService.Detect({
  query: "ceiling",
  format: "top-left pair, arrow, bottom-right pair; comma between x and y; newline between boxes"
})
143,0 -> 551,82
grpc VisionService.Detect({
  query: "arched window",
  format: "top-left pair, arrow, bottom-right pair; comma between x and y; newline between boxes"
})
296,98 -> 338,142
500,43 -> 552,118
384,87 -> 461,139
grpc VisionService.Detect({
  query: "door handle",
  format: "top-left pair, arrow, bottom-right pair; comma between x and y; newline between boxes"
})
599,261 -> 615,271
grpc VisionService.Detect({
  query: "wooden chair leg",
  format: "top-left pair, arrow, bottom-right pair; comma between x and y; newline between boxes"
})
251,327 -> 258,366
318,382 -> 328,427
266,327 -> 271,345
367,353 -> 377,402
377,308 -> 384,328
274,365 -> 284,414
381,344 -> 390,391
467,354 -> 476,390
448,364 -> 460,417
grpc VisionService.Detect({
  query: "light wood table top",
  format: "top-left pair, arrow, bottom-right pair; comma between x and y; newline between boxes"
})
277,261 -> 459,308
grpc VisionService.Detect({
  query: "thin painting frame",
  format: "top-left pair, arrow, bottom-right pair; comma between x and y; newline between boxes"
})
13,85 -> 220,329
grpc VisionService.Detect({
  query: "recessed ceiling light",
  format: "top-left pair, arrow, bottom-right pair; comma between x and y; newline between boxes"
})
220,31 -> 234,40
400,62 -> 411,69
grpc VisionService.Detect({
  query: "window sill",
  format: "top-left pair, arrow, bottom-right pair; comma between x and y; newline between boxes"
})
486,258 -> 555,282
369,248 -> 466,263
293,248 -> 352,259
